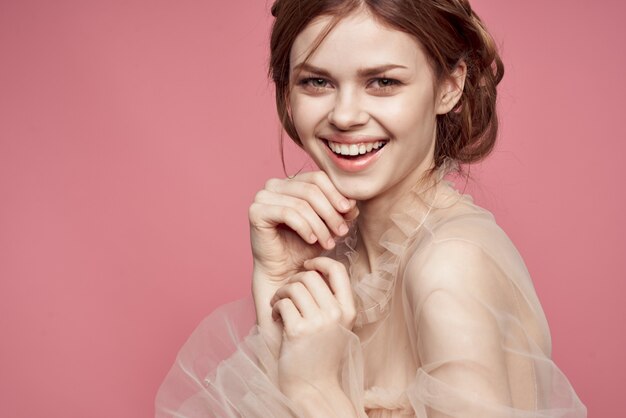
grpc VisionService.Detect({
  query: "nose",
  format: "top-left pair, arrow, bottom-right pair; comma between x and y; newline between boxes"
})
327,88 -> 369,129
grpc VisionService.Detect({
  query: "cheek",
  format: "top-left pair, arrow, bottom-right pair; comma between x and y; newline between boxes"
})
373,91 -> 436,135
291,96 -> 331,136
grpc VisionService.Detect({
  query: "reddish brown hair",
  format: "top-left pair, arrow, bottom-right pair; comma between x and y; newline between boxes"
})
269,0 -> 504,180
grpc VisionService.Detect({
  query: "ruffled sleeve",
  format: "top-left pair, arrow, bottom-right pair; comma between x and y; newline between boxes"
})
400,236 -> 587,417
155,296 -> 368,418
154,296 -> 291,417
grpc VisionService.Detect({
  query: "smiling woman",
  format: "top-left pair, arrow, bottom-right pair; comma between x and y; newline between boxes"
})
155,1 -> 587,417
288,11 -> 457,201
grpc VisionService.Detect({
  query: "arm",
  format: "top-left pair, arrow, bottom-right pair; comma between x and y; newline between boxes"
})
403,239 -> 515,417
252,267 -> 286,357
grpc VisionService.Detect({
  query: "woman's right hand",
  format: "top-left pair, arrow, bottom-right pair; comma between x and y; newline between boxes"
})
248,171 -> 358,285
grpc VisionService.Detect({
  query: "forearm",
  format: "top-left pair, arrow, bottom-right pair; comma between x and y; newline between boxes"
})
251,268 -> 287,359
251,268 -> 283,327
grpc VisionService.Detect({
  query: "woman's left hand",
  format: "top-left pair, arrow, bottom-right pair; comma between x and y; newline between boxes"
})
270,256 -> 357,395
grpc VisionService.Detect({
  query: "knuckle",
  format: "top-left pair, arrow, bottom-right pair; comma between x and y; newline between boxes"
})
300,280 -> 314,293
248,203 -> 260,220
302,183 -> 319,198
327,307 -> 342,322
308,317 -> 325,332
290,281 -> 306,293
344,306 -> 357,322
254,189 -> 269,202
290,322 -> 307,338
301,271 -> 320,285
311,171 -> 326,183
277,298 -> 291,312
264,178 -> 280,190
294,199 -> 309,213
279,206 -> 294,219
330,262 -> 347,276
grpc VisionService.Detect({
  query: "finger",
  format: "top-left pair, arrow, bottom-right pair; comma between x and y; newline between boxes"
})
290,171 -> 357,215
249,202 -> 318,245
264,180 -> 350,238
255,190 -> 336,250
344,204 -> 360,222
272,298 -> 302,331
270,281 -> 319,318
303,257 -> 355,310
286,270 -> 337,311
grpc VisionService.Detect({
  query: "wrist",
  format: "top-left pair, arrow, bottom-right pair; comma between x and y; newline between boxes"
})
252,265 -> 289,290
251,269 -> 287,330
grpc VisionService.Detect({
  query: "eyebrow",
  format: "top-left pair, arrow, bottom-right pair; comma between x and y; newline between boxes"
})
292,62 -> 408,78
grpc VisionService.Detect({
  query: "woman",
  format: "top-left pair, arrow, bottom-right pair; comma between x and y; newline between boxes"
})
156,0 -> 587,416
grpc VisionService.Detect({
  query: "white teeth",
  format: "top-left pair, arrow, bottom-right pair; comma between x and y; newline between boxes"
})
327,140 -> 387,156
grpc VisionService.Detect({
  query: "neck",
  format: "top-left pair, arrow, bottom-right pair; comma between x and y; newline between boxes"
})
354,161 -> 441,273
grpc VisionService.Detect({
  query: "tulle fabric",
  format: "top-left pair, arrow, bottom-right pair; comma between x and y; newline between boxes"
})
155,177 -> 587,417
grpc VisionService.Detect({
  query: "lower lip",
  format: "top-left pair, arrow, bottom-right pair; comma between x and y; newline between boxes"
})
323,141 -> 385,173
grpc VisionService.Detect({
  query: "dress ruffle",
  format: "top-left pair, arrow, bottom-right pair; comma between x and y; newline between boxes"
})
333,166 -> 454,328
156,167 -> 587,417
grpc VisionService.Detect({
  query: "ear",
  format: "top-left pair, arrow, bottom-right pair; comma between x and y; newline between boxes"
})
435,60 -> 467,115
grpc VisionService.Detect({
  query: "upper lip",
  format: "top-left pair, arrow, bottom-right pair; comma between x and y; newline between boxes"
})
322,133 -> 388,144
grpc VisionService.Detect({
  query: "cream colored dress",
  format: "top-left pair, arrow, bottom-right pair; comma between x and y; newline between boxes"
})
155,176 -> 587,417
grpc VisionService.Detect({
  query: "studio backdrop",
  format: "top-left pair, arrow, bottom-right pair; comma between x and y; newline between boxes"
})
0,0 -> 623,416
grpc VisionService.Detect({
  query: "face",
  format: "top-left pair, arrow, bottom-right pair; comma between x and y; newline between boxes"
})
288,8 -> 462,202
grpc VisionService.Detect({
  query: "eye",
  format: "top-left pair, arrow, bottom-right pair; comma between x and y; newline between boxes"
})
370,78 -> 401,91
297,77 -> 332,92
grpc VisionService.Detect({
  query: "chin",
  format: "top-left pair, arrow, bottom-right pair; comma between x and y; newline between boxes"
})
327,173 -> 383,202
312,155 -> 387,201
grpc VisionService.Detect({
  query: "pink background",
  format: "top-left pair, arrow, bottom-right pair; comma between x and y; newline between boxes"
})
1,0 -> 623,416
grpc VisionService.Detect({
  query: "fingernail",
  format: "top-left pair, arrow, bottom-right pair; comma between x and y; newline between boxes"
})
339,199 -> 350,211
309,234 -> 317,244
338,223 -> 349,235
326,238 -> 336,249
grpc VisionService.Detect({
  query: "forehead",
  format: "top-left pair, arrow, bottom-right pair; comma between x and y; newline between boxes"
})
290,9 -> 425,71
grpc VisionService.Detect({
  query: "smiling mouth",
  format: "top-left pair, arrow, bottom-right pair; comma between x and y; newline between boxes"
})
324,139 -> 388,159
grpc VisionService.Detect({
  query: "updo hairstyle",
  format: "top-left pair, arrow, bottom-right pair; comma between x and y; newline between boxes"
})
269,0 -> 504,180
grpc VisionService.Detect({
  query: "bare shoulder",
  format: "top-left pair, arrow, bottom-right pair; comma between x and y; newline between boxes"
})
402,237 -> 511,312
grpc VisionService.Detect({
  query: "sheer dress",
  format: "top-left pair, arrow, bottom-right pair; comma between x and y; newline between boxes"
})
155,177 -> 587,417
